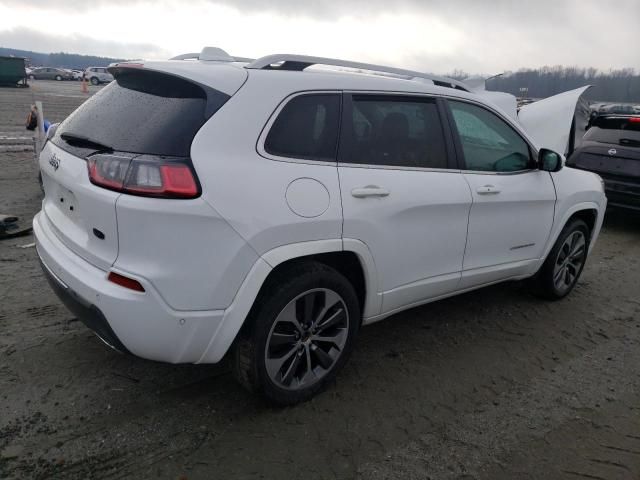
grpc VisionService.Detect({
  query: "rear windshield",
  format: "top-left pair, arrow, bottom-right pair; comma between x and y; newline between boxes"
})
585,117 -> 640,147
53,68 -> 229,157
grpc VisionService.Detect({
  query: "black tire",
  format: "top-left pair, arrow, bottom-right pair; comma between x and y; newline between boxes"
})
90,77 -> 99,86
55,75 -> 62,81
232,262 -> 360,406
533,219 -> 590,299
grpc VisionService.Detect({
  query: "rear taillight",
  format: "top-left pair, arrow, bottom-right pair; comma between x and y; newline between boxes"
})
629,117 -> 640,123
87,154 -> 199,199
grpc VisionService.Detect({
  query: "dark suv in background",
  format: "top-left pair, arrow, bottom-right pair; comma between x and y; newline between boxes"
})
568,115 -> 640,211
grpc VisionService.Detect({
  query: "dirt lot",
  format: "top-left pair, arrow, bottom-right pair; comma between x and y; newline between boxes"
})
1,81 -> 640,480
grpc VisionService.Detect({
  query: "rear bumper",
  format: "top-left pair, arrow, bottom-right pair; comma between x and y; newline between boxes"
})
34,211 -> 227,363
603,177 -> 640,211
39,257 -> 130,354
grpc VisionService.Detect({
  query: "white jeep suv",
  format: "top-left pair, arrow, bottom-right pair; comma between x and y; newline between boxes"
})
34,49 -> 606,405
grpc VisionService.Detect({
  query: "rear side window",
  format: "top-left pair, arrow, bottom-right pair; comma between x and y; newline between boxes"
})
53,69 -> 229,157
340,95 -> 448,169
264,94 -> 341,161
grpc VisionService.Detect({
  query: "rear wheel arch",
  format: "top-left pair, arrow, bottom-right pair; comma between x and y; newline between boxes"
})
198,242 -> 377,364
235,251 -> 368,347
256,251 -> 367,317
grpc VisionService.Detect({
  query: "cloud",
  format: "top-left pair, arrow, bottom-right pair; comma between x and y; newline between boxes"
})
0,0 -> 629,20
0,0 -> 638,72
0,28 -> 169,59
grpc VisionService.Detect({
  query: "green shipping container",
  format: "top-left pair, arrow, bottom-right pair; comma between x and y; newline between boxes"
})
0,56 -> 28,87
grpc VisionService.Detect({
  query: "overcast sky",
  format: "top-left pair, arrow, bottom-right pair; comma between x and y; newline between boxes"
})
0,0 -> 638,74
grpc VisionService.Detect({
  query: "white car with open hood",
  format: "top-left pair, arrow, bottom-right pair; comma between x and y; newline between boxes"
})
34,47 -> 607,405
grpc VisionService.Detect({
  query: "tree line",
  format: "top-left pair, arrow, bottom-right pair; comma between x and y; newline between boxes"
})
3,47 -> 639,102
481,66 -> 639,103
0,47 -> 123,69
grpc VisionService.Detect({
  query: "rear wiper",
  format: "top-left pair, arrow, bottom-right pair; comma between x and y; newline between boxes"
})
60,133 -> 113,152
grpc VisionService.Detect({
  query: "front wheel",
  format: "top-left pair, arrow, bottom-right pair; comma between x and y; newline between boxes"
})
533,219 -> 589,299
232,262 -> 360,405
55,75 -> 62,81
28,74 -> 35,80
90,77 -> 99,85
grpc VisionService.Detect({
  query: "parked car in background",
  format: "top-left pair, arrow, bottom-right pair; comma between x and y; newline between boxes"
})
599,104 -> 637,115
35,49 -> 607,405
28,67 -> 74,81
67,69 -> 84,81
568,115 -> 640,211
85,66 -> 114,85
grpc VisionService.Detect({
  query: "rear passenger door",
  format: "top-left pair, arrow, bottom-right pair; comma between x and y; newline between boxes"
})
338,94 -> 472,316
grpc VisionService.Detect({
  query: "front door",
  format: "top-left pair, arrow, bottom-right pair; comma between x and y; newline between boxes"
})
338,94 -> 472,316
445,99 -> 556,288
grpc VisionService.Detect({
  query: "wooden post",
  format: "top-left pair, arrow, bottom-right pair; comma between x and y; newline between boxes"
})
35,101 -> 45,157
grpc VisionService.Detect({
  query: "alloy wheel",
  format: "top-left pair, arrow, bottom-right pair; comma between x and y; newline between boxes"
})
553,230 -> 586,293
264,288 -> 349,390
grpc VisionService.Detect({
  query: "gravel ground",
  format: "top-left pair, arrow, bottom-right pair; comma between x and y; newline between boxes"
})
1,81 -> 639,480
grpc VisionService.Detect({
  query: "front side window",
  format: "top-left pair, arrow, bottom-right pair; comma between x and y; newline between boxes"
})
449,100 -> 532,172
264,94 -> 341,161
340,95 -> 448,169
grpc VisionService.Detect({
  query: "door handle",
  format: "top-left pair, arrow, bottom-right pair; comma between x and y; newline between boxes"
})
476,185 -> 501,195
351,186 -> 390,198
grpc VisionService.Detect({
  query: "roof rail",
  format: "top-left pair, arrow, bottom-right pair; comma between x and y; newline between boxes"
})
170,47 -> 254,63
245,54 -> 469,92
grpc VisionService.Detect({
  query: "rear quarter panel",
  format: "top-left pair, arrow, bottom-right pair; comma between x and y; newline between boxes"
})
189,75 -> 343,257
113,195 -> 258,311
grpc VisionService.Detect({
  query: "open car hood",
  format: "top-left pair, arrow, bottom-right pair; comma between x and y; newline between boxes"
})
464,77 -> 591,155
517,86 -> 592,155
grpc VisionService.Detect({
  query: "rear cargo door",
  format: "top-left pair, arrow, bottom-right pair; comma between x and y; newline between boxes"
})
40,65 -> 244,271
39,141 -> 122,270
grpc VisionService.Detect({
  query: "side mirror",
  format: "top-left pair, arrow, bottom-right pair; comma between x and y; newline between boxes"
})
539,148 -> 563,172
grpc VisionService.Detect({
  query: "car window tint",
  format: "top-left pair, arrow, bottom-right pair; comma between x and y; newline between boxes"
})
52,69 -> 229,157
265,94 -> 340,161
340,95 -> 448,169
449,100 -> 531,172
585,116 -> 640,146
